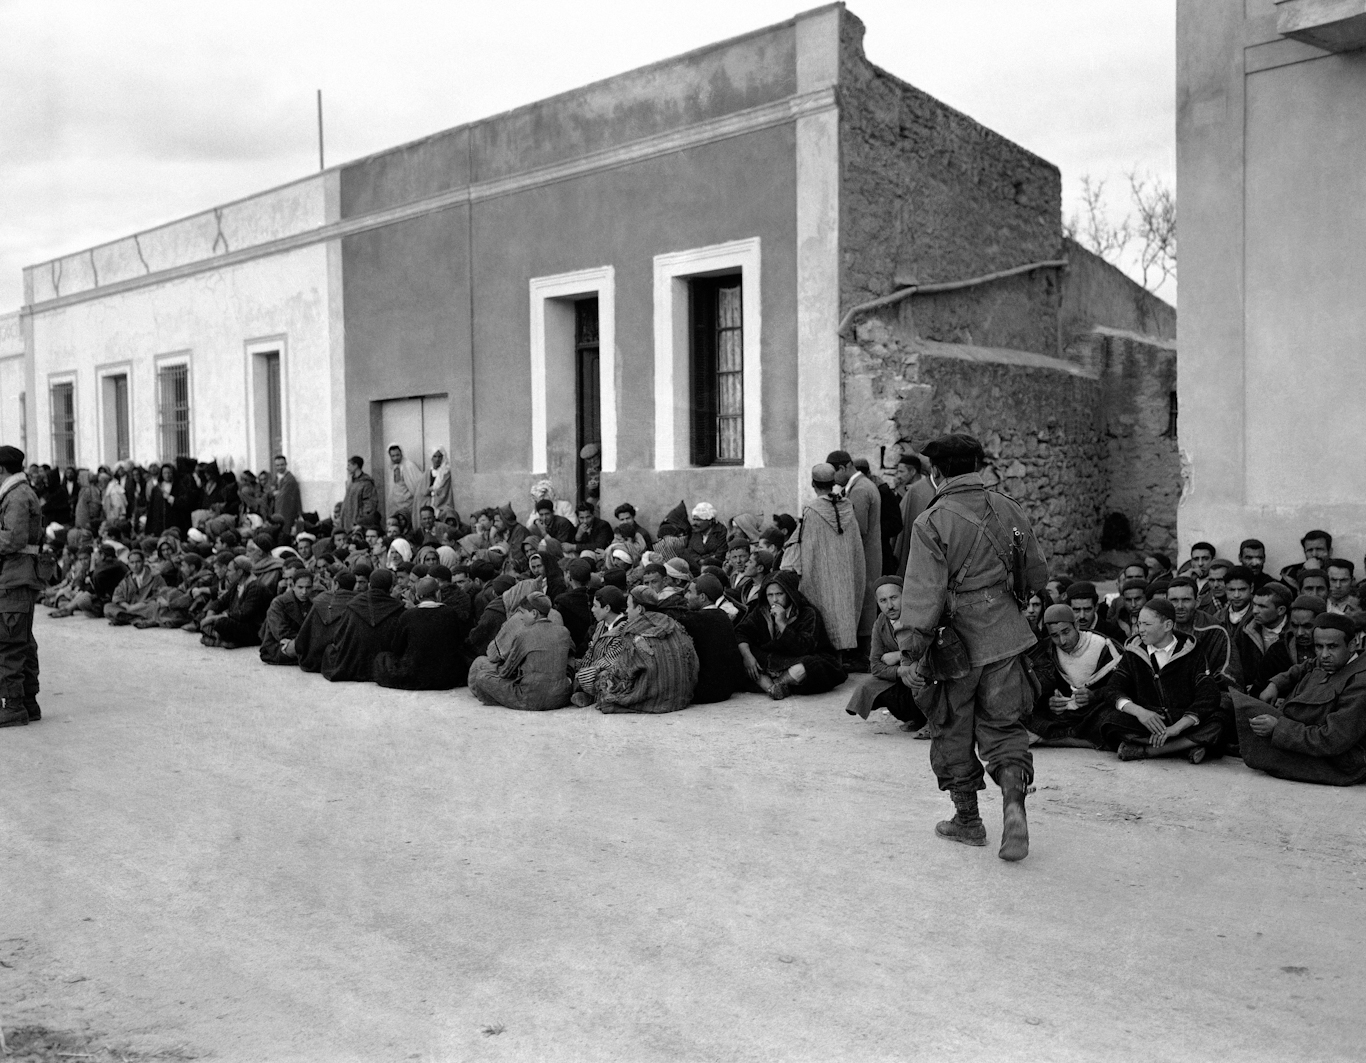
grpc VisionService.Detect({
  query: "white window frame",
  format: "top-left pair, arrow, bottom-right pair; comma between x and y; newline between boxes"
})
244,335 -> 289,471
652,237 -> 763,470
154,350 -> 194,461
47,370 -> 78,468
528,266 -> 616,475
95,359 -> 134,466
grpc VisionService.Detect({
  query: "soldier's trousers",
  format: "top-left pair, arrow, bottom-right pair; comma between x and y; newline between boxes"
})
0,595 -> 40,707
922,654 -> 1033,793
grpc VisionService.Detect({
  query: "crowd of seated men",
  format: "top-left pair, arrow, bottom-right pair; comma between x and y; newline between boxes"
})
26,450 -> 1366,786
34,451 -> 909,716
1005,530 -> 1366,785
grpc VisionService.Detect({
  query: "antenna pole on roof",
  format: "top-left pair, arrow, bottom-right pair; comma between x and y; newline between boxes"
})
316,89 -> 325,171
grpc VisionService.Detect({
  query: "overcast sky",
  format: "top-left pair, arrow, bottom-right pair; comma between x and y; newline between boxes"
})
0,0 -> 1176,311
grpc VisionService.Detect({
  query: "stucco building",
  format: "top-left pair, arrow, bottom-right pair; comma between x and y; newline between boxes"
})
1179,0 -> 1366,570
10,3 -> 1175,564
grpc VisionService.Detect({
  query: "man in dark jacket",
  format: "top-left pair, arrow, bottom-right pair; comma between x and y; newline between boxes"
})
553,559 -> 596,655
1097,598 -> 1223,762
530,500 -> 577,546
374,577 -> 472,689
201,556 -> 272,648
339,456 -> 379,532
683,503 -> 727,568
271,455 -> 303,533
895,434 -> 1048,862
323,568 -> 405,681
680,574 -> 747,703
1233,612 -> 1366,785
260,569 -> 316,664
293,571 -> 356,672
0,446 -> 46,727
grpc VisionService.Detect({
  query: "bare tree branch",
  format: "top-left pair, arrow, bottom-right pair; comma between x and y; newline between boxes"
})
1126,169 -> 1177,291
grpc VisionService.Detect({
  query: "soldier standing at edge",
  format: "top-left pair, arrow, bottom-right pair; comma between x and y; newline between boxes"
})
0,445 -> 45,728
895,434 -> 1048,861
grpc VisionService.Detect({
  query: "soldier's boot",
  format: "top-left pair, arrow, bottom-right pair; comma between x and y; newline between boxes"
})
0,697 -> 29,729
998,767 -> 1030,862
935,790 -> 987,846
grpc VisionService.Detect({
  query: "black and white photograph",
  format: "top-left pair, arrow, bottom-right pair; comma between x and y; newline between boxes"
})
1,1 -> 1362,1059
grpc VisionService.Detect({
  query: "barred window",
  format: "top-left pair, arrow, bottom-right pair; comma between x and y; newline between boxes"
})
50,382 -> 75,467
158,363 -> 191,460
689,275 -> 744,465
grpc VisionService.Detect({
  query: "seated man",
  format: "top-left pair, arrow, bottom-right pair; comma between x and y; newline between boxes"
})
200,555 -> 272,649
52,544 -> 126,619
1324,558 -> 1355,615
844,576 -> 926,732
530,498 -> 576,546
734,571 -> 846,700
374,576 -> 473,690
1279,529 -> 1333,590
468,594 -> 573,710
293,570 -> 357,672
594,587 -> 699,715
321,568 -> 405,681
1232,613 -> 1366,786
103,547 -> 167,625
552,558 -> 596,656
685,503 -> 727,568
1166,576 -> 1239,687
1022,604 -> 1121,748
1232,582 -> 1293,694
676,574 -> 747,704
1097,598 -> 1223,763
572,587 -> 630,705
1237,539 -> 1274,592
1220,565 -> 1256,634
1065,581 -> 1126,643
1298,568 -> 1331,604
570,501 -> 613,555
259,568 -> 315,665
1199,558 -> 1233,620
1186,541 -> 1216,599
1113,579 -> 1149,639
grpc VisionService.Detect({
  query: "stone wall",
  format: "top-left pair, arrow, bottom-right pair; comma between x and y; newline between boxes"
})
838,11 -> 1064,356
1060,240 -> 1177,349
1091,330 -> 1180,555
842,317 -> 1107,572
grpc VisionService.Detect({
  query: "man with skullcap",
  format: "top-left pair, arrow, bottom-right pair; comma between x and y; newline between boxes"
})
1234,612 -> 1366,785
1020,604 -> 1122,748
895,433 -> 1048,861
0,445 -> 45,727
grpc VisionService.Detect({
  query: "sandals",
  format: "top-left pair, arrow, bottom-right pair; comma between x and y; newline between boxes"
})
768,680 -> 791,701
1116,740 -> 1148,762
1188,746 -> 1207,765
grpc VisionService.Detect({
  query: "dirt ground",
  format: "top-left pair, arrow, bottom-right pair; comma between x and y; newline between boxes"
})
2,614 -> 1364,1062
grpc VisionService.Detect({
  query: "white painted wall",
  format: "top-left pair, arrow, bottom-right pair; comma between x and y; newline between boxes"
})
24,175 -> 328,304
29,241 -> 342,515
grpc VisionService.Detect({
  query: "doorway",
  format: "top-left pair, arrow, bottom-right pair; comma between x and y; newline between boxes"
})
574,297 -> 601,504
101,372 -> 130,464
374,394 -> 449,515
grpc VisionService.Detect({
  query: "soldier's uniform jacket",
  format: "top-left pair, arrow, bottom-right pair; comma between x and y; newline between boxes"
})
895,471 -> 1048,669
0,472 -> 46,602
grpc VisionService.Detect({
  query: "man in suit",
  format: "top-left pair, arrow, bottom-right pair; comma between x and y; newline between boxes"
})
828,449 -> 881,670
272,454 -> 302,533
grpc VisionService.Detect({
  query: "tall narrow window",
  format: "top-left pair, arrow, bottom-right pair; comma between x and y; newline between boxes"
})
157,363 -> 191,460
102,373 -> 130,463
50,381 -> 75,468
264,352 -> 282,460
689,275 -> 744,466
575,298 -> 601,502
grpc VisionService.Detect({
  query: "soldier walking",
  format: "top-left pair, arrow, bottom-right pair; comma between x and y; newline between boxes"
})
0,445 -> 46,728
896,435 -> 1048,861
